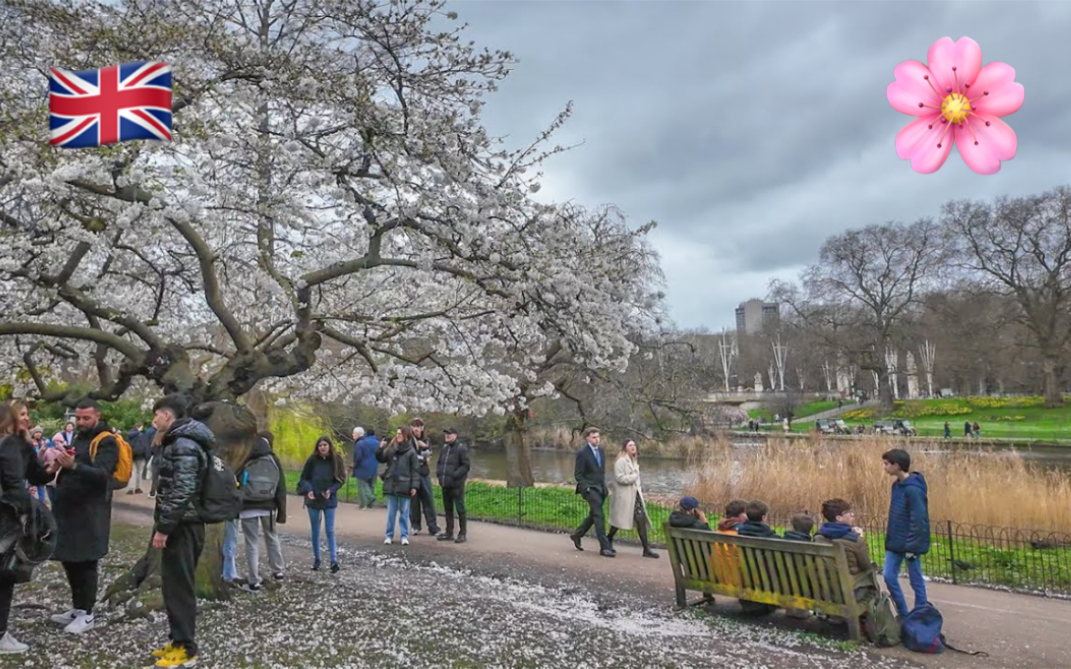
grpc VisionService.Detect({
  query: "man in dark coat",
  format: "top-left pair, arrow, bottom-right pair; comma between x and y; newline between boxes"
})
150,394 -> 211,668
570,427 -> 614,557
48,398 -> 119,636
435,428 -> 471,543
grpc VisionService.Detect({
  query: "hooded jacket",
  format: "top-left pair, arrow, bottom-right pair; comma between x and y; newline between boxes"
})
783,530 -> 813,542
377,439 -> 419,497
885,472 -> 931,555
153,419 -> 212,535
668,510 -> 711,531
238,437 -> 288,522
816,522 -> 874,580
737,520 -> 779,539
716,517 -> 743,533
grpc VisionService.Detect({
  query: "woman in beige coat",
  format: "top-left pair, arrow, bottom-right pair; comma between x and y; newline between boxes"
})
607,439 -> 658,558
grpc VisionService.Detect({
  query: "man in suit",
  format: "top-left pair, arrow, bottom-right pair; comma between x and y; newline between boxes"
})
570,427 -> 615,557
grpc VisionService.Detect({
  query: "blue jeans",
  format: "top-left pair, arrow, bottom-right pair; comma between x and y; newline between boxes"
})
884,551 -> 928,617
307,506 -> 338,563
222,519 -> 239,581
386,495 -> 411,540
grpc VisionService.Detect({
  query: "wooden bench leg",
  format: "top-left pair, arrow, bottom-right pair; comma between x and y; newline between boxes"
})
675,585 -> 687,608
847,613 -> 863,642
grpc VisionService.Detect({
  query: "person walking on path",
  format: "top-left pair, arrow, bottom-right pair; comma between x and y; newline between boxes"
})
48,399 -> 120,636
377,427 -> 420,545
235,432 -> 287,590
569,427 -> 614,557
943,421 -> 951,439
351,427 -> 380,509
127,424 -> 152,495
0,401 -> 54,654
149,394 -> 212,669
297,437 -> 347,573
408,418 -> 440,536
435,428 -> 471,543
882,448 -> 930,618
607,439 -> 658,559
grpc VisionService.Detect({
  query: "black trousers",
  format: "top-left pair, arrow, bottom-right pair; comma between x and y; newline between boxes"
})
442,485 -> 467,536
62,560 -> 99,614
0,577 -> 13,633
608,496 -> 652,550
161,523 -> 206,655
409,474 -> 438,532
574,489 -> 611,551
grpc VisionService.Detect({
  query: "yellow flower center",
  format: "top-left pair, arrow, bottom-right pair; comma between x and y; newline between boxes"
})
941,93 -> 970,124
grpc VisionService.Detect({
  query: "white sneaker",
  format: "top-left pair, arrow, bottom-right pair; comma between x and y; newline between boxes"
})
401,538 -> 410,546
50,608 -> 81,626
0,632 -> 28,654
384,537 -> 392,545
64,613 -> 96,635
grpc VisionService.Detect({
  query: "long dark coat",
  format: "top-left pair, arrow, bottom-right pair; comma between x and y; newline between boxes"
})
51,422 -> 119,563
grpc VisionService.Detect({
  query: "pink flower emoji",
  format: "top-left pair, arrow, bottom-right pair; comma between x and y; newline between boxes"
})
887,37 -> 1024,175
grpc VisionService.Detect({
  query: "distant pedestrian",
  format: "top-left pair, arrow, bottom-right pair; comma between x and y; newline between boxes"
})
963,420 -> 971,437
297,437 -> 346,572
882,448 -> 930,618
569,427 -> 614,557
943,421 -> 951,439
377,427 -> 419,546
351,427 -> 380,509
972,421 -> 981,439
607,439 -> 657,558
435,428 -> 471,543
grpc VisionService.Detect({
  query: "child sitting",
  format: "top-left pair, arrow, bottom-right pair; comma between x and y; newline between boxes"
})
783,513 -> 814,542
716,499 -> 747,533
814,498 -> 878,600
736,501 -> 779,538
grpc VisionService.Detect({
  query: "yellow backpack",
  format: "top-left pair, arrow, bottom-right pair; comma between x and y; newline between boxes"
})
89,431 -> 134,489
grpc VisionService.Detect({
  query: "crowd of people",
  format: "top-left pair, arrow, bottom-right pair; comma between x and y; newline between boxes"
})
0,391 -> 933,665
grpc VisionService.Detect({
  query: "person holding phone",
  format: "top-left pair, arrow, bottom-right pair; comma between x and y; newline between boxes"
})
376,427 -> 420,546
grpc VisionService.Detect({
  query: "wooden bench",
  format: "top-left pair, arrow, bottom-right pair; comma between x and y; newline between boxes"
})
664,523 -> 866,641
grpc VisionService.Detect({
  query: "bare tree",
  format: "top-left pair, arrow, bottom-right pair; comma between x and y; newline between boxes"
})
772,219 -> 945,411
944,187 -> 1071,406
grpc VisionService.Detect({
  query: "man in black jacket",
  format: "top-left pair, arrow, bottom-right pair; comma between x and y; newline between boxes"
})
408,418 -> 440,537
127,423 -> 150,495
435,428 -> 471,544
149,394 -> 211,669
570,427 -> 614,557
48,399 -> 119,636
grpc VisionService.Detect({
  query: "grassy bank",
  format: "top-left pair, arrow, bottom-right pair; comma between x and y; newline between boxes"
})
783,396 -> 1071,442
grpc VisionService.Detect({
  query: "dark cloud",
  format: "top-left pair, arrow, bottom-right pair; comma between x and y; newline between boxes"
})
451,0 -> 1071,329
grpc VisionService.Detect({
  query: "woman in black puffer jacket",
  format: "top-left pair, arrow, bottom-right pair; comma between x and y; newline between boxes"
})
375,427 -> 419,546
0,400 -> 54,654
297,437 -> 346,572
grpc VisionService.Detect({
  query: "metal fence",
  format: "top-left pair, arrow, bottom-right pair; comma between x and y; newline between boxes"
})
326,476 -> 1071,597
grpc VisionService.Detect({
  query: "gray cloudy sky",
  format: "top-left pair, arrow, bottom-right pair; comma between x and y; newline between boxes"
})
450,0 -> 1071,331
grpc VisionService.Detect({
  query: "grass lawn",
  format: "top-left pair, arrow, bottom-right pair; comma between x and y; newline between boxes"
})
750,400 -> 841,422
772,396 -> 1071,442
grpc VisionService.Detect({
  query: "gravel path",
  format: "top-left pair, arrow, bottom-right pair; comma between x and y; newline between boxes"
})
0,521 -> 917,669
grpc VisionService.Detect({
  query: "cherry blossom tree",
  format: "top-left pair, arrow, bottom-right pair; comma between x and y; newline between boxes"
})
0,0 -> 664,602
0,0 -> 662,459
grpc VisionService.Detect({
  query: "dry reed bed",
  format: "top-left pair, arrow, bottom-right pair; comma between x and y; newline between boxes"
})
688,435 -> 1071,532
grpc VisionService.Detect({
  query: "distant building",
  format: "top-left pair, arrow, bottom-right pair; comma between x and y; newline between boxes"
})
735,299 -> 779,335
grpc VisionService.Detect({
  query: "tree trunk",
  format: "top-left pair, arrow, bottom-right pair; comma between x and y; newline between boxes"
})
876,370 -> 895,412
107,400 -> 260,614
1043,358 -> 1064,407
504,406 -> 535,488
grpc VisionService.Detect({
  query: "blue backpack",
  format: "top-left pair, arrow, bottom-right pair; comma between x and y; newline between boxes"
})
902,603 -> 987,657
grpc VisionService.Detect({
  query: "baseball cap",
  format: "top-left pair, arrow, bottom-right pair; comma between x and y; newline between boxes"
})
444,428 -> 458,435
679,496 -> 699,511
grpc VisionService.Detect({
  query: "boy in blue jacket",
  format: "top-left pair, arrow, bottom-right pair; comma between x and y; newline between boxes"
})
882,448 -> 930,618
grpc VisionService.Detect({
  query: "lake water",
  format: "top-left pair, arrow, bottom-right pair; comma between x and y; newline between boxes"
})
469,441 -> 1071,495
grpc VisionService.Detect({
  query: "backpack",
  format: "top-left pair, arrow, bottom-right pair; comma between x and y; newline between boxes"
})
241,455 -> 280,503
196,451 -> 242,523
861,587 -> 901,647
90,431 -> 133,489
901,603 -> 988,656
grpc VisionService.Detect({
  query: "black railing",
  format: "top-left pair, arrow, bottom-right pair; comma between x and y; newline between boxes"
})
314,474 -> 1071,597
